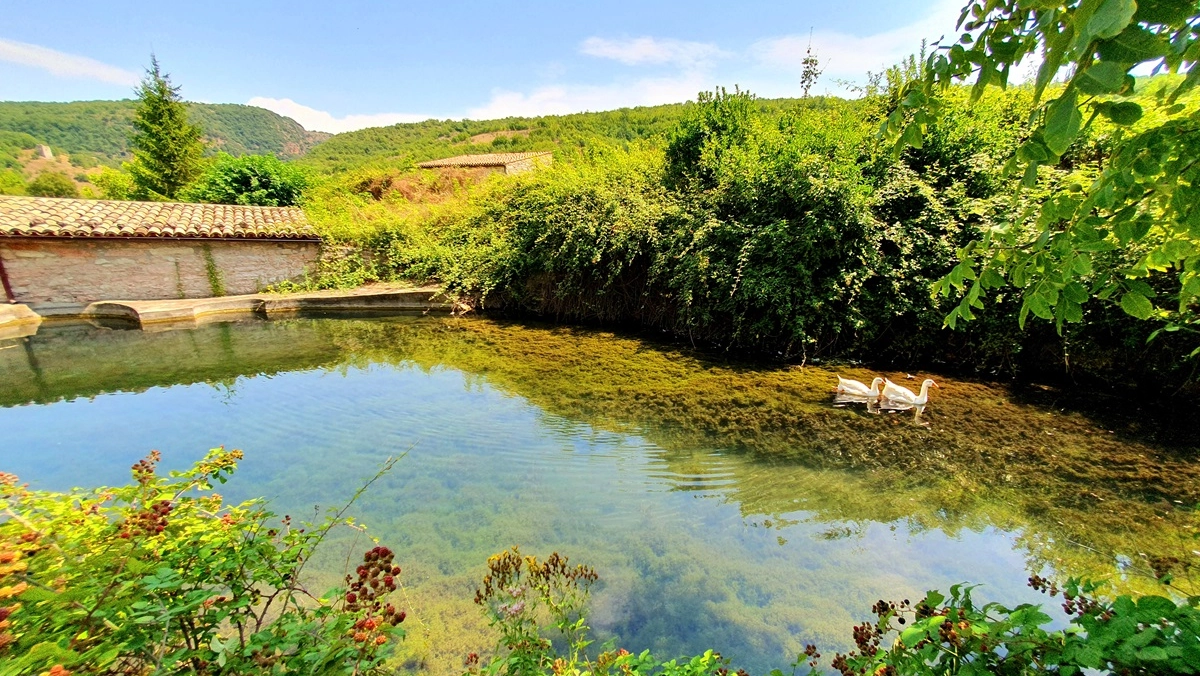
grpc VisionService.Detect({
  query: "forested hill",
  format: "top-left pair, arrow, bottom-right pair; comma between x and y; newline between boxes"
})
299,96 -> 811,172
0,100 -> 329,164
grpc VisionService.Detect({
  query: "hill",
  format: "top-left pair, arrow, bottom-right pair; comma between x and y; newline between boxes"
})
299,96 -> 815,172
0,100 -> 329,165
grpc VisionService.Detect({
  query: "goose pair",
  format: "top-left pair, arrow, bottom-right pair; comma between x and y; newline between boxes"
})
836,375 -> 939,407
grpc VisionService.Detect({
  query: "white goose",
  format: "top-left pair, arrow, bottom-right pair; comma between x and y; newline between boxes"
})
836,376 -> 884,399
882,378 -> 939,407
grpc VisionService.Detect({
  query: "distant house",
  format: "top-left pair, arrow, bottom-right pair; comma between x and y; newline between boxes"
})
417,151 -> 552,175
0,195 -> 319,313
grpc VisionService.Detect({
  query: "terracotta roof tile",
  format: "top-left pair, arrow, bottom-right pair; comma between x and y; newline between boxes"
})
417,151 -> 552,168
0,196 -> 318,240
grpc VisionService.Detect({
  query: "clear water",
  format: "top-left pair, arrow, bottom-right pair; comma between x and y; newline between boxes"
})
2,316 -> 1197,674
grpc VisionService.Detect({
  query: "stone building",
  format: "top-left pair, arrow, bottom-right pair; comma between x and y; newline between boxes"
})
417,151 -> 552,175
0,195 -> 320,314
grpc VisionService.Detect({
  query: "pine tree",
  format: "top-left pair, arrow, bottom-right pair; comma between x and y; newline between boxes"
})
127,56 -> 205,200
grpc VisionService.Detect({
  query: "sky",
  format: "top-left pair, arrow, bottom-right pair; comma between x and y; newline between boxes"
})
0,0 -> 969,133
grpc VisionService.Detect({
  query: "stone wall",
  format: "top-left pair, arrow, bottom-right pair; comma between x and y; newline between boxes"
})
0,238 -> 319,312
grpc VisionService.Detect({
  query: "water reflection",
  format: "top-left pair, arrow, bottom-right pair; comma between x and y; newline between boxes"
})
1,316 -> 1197,674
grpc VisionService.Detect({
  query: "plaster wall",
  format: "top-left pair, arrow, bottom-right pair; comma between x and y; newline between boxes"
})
0,238 -> 319,312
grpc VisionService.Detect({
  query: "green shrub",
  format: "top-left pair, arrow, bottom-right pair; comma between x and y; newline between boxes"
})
26,172 -> 79,198
91,167 -> 136,201
0,450 -> 406,675
835,579 -> 1200,676
0,169 -> 25,196
184,153 -> 309,206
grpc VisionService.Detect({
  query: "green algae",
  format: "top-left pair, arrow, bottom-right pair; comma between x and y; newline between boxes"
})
311,316 -> 1200,586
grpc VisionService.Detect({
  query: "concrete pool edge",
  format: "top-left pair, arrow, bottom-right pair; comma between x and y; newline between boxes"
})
0,303 -> 42,339
2,285 -> 457,333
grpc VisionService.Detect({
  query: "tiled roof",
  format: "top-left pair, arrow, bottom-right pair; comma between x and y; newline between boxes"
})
417,152 -> 552,168
0,196 -> 317,240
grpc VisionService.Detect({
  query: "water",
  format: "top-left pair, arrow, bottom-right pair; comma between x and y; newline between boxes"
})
2,315 -> 1197,674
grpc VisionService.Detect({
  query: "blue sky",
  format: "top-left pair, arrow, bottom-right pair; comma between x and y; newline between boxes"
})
0,0 -> 968,133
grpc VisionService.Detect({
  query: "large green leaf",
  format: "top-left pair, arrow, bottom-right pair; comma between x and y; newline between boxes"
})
1096,25 -> 1170,62
1120,290 -> 1155,318
1044,90 -> 1083,155
1134,0 -> 1197,24
1098,101 -> 1144,125
1077,61 -> 1132,94
1084,0 -> 1138,44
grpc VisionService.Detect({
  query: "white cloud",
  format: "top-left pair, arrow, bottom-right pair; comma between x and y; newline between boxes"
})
467,35 -> 720,118
0,38 -> 139,86
580,36 -> 726,69
751,0 -> 965,89
247,4 -> 985,132
467,72 -> 711,119
246,97 -> 431,133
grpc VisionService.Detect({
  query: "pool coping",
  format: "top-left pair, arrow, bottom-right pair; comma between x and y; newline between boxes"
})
1,285 -> 457,334
0,303 -> 42,340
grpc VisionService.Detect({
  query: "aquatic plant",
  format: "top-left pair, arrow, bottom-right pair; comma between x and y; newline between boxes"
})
468,547 -> 743,676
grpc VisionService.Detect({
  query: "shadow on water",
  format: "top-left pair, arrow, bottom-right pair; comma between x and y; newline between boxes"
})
1,315 -> 1198,674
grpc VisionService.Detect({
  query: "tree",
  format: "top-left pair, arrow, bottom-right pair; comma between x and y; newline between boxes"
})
26,172 -> 79,198
183,153 -> 309,206
888,0 -> 1200,353
127,56 -> 205,201
800,34 -> 824,98
90,166 -> 135,200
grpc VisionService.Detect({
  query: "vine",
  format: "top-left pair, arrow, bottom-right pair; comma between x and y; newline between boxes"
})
201,244 -> 225,297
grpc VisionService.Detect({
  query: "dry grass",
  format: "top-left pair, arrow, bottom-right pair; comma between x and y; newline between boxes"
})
464,129 -> 530,145
352,168 -> 491,203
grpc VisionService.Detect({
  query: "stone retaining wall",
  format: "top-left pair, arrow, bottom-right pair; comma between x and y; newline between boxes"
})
0,238 -> 319,312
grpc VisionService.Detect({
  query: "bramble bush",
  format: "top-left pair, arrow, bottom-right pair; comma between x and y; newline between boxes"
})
0,449 -> 406,675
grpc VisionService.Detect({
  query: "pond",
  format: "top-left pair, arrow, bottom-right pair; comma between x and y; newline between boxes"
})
2,315 -> 1197,674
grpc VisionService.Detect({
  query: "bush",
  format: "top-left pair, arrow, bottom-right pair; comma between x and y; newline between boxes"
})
184,153 -> 309,206
0,449 -> 406,675
25,172 -> 79,198
0,169 -> 25,196
835,579 -> 1200,676
91,167 -> 136,201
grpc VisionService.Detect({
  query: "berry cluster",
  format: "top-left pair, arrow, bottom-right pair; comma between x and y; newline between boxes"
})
131,451 -> 162,485
344,546 -> 405,647
119,500 -> 172,539
802,643 -> 822,669
1029,574 -> 1103,617
831,598 -> 947,676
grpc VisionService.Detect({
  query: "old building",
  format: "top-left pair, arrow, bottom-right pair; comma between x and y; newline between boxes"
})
417,151 -> 552,175
0,195 -> 319,314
